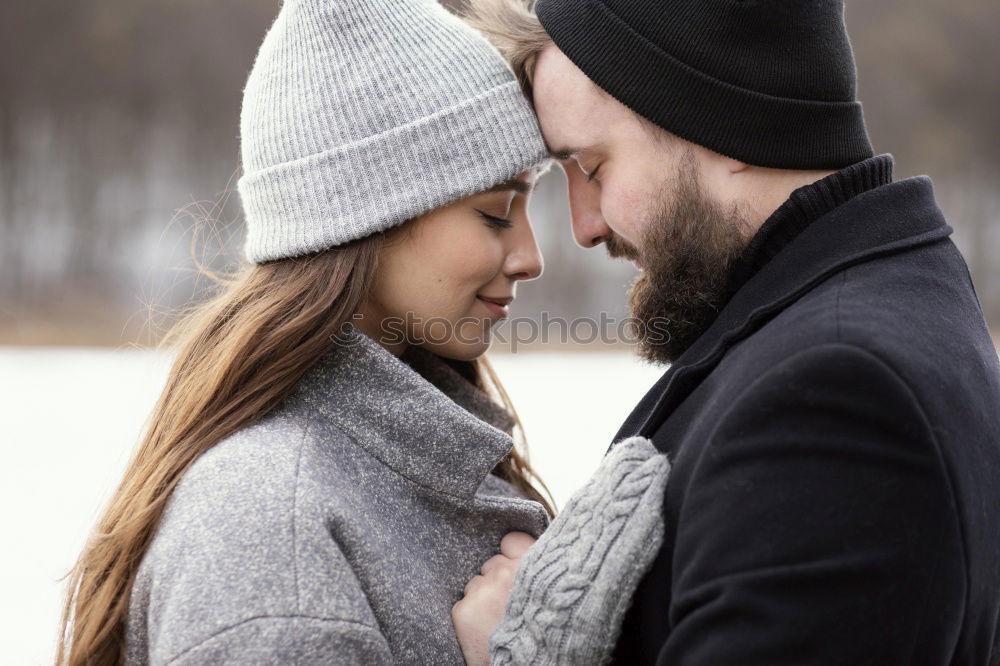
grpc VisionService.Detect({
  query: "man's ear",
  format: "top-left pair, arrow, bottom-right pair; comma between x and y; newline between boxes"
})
695,147 -> 749,196
722,156 -> 750,174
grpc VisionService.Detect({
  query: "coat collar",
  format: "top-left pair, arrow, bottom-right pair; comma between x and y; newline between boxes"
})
290,323 -> 515,499
725,154 -> 895,294
614,174 -> 953,444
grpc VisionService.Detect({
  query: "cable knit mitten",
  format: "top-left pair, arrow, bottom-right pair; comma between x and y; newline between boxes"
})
488,435 -> 671,665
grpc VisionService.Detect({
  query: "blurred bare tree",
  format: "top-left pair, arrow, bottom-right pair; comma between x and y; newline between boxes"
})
0,0 -> 997,344
0,0 -> 282,343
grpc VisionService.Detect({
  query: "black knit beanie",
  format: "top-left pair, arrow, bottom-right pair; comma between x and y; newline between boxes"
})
534,0 -> 874,170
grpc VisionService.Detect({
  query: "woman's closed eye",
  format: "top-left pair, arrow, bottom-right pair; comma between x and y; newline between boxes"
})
476,209 -> 514,229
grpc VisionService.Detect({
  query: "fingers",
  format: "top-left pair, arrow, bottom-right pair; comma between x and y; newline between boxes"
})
499,531 -> 535,559
480,554 -> 507,576
460,533 -> 535,600
463,574 -> 484,597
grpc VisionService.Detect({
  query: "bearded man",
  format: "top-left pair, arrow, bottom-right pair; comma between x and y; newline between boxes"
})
451,1 -> 1000,665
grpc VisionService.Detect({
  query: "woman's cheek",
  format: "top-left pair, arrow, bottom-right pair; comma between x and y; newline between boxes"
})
449,244 -> 499,290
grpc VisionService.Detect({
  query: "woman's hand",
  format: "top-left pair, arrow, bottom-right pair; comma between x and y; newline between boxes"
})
452,531 -> 536,666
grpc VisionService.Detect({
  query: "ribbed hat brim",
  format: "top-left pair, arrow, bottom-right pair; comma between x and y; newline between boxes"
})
537,0 -> 874,170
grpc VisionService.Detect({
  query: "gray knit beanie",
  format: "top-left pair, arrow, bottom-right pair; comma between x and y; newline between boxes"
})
236,0 -> 549,264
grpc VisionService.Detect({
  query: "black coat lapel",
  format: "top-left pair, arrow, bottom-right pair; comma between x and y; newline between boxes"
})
612,176 -> 952,450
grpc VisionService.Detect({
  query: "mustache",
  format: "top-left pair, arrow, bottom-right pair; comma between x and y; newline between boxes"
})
605,233 -> 641,261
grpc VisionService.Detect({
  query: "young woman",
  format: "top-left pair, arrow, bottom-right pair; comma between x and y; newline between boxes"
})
56,0 -> 555,664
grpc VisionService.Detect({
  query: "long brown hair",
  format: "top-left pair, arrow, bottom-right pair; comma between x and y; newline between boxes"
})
55,229 -> 554,666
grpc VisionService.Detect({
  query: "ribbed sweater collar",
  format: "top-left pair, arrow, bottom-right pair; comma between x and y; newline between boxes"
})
726,153 -> 895,296
290,323 -> 515,499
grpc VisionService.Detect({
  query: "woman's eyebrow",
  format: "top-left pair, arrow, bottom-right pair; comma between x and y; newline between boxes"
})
485,179 -> 532,195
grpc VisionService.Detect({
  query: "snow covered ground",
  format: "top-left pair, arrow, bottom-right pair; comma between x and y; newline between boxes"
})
0,346 -> 664,665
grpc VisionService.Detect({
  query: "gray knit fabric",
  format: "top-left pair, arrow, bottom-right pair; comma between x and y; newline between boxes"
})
237,0 -> 549,263
488,436 -> 671,665
124,323 -> 550,665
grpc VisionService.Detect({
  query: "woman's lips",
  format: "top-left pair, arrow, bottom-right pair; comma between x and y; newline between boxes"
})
477,295 -> 512,319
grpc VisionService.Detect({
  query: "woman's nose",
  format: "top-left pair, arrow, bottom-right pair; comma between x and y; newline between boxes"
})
505,219 -> 544,282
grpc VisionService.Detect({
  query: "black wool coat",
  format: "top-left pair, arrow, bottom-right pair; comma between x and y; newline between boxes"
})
610,175 -> 1000,665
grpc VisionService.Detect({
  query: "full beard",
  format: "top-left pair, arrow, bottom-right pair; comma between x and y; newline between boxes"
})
609,155 -> 750,365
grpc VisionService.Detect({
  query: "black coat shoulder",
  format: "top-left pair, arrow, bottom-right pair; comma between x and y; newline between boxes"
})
613,207 -> 1000,665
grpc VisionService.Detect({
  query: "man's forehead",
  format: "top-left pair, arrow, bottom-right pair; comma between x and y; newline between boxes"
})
534,46 -> 609,159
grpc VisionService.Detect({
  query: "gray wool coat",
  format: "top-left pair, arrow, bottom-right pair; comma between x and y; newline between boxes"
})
124,323 -> 550,665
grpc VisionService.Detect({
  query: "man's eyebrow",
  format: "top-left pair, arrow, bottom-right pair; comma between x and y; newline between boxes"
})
485,178 -> 532,195
549,148 -> 575,161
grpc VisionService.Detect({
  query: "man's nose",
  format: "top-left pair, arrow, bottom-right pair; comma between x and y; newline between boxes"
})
566,171 -> 612,248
